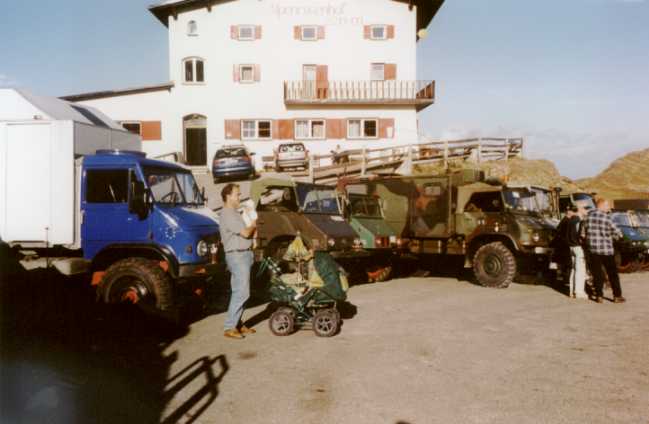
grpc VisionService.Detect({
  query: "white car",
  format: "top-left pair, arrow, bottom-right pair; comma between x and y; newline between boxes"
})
275,142 -> 309,171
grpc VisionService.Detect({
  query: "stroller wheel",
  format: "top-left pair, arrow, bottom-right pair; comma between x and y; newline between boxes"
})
313,309 -> 339,337
269,309 -> 295,336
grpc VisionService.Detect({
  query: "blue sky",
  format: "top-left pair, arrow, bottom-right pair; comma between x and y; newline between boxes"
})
1,0 -> 648,178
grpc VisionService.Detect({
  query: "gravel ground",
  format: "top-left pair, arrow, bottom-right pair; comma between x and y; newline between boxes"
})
160,273 -> 649,424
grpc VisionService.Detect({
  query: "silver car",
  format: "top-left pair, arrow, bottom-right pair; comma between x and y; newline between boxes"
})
275,142 -> 309,171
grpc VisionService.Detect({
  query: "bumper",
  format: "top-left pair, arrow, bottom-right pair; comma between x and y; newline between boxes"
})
277,159 -> 308,168
520,245 -> 553,256
178,261 -> 226,278
330,249 -> 371,259
212,166 -> 254,178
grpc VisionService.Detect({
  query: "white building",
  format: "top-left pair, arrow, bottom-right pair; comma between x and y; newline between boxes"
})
62,0 -> 444,170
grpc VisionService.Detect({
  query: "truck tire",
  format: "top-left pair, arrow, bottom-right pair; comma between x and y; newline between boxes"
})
473,242 -> 516,289
101,257 -> 174,312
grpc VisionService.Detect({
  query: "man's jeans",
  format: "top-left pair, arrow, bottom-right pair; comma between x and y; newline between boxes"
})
224,250 -> 254,331
569,246 -> 587,298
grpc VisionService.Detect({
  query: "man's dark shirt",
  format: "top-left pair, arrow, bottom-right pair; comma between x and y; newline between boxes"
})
566,216 -> 582,247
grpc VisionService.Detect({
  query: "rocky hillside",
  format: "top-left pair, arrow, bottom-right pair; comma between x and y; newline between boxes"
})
576,148 -> 649,200
413,157 -> 582,192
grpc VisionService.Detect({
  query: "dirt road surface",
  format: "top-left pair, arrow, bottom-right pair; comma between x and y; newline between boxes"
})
161,274 -> 649,424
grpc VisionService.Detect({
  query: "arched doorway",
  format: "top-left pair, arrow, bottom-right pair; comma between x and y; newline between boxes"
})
183,114 -> 207,166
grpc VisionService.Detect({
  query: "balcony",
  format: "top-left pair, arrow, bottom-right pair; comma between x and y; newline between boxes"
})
284,80 -> 435,111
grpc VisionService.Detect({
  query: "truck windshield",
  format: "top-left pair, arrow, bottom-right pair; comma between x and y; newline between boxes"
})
503,189 -> 539,213
531,188 -> 554,216
297,185 -> 340,214
633,211 -> 649,227
350,195 -> 382,218
612,212 -> 632,227
143,167 -> 203,205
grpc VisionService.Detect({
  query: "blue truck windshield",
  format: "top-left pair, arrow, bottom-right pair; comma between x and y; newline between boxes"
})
144,167 -> 203,205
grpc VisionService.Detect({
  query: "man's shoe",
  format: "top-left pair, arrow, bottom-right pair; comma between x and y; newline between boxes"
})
594,296 -> 604,303
613,296 -> 626,303
239,325 -> 256,335
224,329 -> 244,339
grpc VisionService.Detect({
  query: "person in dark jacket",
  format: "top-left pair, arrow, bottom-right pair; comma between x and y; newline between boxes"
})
553,207 -> 576,284
567,205 -> 588,299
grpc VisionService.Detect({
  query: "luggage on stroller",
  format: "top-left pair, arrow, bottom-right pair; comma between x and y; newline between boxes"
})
260,235 -> 348,337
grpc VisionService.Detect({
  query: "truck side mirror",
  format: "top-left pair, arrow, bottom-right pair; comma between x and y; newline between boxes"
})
130,180 -> 148,219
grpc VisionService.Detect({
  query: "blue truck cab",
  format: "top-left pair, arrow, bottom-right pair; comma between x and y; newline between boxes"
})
82,150 -> 221,313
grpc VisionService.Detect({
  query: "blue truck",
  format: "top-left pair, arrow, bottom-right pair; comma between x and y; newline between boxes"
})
1,138 -> 221,317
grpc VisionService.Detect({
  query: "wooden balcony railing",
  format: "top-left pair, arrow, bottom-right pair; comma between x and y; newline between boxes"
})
284,80 -> 435,110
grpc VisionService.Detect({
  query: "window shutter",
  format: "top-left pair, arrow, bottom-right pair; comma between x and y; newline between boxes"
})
255,25 -> 262,39
254,64 -> 261,82
317,26 -> 325,40
278,119 -> 295,140
384,64 -> 397,80
387,25 -> 395,39
316,65 -> 329,99
141,121 -> 161,141
272,120 -> 280,139
233,65 -> 240,82
379,118 -> 395,139
225,119 -> 241,139
363,25 -> 371,39
230,25 -> 238,39
294,26 -> 301,39
326,119 -> 344,139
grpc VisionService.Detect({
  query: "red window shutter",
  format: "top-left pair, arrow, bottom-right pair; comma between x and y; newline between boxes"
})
255,25 -> 262,39
317,26 -> 325,40
272,120 -> 279,139
254,64 -> 261,82
387,25 -> 395,39
233,65 -> 240,82
230,25 -> 238,39
316,65 -> 329,99
141,121 -> 161,141
294,26 -> 301,39
224,120 -> 241,139
384,64 -> 397,80
363,25 -> 371,39
379,119 -> 395,139
278,119 -> 294,140
326,119 -> 344,139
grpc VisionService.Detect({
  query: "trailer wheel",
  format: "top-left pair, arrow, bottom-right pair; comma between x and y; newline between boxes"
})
101,258 -> 174,313
473,242 -> 516,289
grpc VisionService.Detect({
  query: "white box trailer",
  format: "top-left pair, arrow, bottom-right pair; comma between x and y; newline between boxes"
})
0,88 -> 141,248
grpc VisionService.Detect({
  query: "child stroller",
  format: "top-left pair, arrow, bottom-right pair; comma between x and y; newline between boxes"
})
259,235 -> 349,337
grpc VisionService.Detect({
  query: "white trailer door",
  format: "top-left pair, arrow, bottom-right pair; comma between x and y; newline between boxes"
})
5,124 -> 52,242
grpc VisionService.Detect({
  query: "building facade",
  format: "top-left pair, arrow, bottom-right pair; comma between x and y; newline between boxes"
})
63,0 -> 443,170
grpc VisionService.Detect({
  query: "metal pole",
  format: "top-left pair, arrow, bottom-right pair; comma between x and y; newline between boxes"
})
361,147 -> 367,176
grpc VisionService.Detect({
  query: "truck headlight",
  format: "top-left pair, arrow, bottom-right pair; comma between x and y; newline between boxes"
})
532,232 -> 541,243
196,240 -> 209,256
327,238 -> 336,247
354,238 -> 362,247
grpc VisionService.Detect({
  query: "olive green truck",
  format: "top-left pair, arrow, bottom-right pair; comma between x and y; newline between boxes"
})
361,170 -> 557,288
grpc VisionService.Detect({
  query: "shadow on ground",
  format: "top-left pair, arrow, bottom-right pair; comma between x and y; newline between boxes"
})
0,244 -> 229,424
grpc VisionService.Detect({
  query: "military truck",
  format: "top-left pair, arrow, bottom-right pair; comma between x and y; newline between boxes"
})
249,178 -> 366,265
363,169 -> 556,288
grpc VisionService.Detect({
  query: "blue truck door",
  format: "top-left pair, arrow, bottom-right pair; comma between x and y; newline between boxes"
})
82,168 -> 151,259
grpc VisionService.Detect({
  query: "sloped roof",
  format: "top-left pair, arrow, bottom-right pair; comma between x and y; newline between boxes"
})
148,0 -> 445,32
61,82 -> 174,102
1,88 -> 123,129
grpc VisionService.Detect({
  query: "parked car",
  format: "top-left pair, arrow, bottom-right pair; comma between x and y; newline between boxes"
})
212,145 -> 255,183
275,142 -> 309,172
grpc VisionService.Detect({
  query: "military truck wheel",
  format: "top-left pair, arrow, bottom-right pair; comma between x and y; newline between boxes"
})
473,242 -> 516,289
313,309 -> 339,337
269,309 -> 294,336
101,258 -> 174,314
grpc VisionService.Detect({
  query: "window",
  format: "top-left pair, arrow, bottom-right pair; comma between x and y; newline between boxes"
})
241,120 -> 272,140
86,170 -> 129,203
464,192 -> 503,213
183,58 -> 204,83
238,25 -> 255,41
295,119 -> 325,139
301,25 -> 317,41
371,25 -> 387,40
240,65 -> 254,83
187,20 -> 198,36
121,122 -> 141,135
347,119 -> 378,139
371,63 -> 385,81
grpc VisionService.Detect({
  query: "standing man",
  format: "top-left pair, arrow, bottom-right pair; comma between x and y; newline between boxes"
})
584,198 -> 625,303
566,204 -> 588,299
220,183 -> 257,339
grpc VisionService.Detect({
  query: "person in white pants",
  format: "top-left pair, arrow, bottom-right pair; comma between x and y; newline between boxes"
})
567,204 -> 588,299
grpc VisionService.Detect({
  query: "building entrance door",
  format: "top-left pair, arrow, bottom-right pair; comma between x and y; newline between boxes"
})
183,114 -> 207,166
